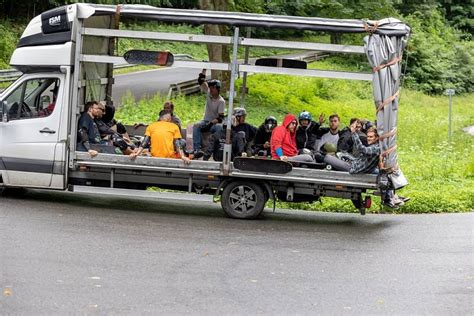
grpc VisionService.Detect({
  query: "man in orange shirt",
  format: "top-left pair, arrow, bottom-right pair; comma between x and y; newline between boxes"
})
129,110 -> 190,164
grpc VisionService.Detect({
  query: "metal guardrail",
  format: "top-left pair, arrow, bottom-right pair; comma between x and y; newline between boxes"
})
0,69 -> 22,82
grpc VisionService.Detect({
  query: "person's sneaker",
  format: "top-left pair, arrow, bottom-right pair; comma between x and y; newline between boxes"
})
398,195 -> 410,203
383,199 -> 399,209
393,195 -> 405,206
193,150 -> 204,160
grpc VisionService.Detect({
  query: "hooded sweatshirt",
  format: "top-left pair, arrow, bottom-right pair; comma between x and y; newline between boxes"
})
271,114 -> 298,159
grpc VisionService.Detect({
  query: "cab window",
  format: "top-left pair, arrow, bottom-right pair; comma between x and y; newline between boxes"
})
2,78 -> 60,120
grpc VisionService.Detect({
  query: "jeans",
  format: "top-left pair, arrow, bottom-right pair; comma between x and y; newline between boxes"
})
288,154 -> 314,163
323,154 -> 351,171
193,120 -> 222,152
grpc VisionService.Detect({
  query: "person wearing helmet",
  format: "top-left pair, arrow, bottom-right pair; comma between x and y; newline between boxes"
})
231,107 -> 257,156
193,69 -> 226,158
270,114 -> 314,163
253,116 -> 277,156
296,110 -> 325,152
203,120 -> 241,162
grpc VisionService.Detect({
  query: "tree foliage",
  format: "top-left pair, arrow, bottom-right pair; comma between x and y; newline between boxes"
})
0,0 -> 472,94
403,9 -> 473,94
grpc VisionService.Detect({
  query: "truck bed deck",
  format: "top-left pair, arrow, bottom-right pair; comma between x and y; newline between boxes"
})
72,152 -> 378,190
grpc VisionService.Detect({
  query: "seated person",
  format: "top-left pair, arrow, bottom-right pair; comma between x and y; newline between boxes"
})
129,110 -> 190,164
324,124 -> 379,174
231,107 -> 257,156
253,116 -> 277,157
38,86 -> 58,117
163,101 -> 182,129
94,102 -> 136,155
296,110 -> 325,152
270,114 -> 314,163
314,114 -> 341,151
203,122 -> 243,162
337,118 -> 368,157
313,113 -> 341,162
193,70 -> 225,158
77,101 -> 103,157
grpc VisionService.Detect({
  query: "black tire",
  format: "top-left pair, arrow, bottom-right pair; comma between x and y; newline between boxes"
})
0,187 -> 27,197
221,181 -> 266,219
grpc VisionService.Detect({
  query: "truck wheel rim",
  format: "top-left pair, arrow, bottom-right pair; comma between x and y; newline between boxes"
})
229,185 -> 257,214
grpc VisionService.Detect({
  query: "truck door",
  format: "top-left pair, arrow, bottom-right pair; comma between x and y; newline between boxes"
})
0,74 -> 66,188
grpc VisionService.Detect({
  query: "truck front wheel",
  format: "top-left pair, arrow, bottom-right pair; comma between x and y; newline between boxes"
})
221,181 -> 266,219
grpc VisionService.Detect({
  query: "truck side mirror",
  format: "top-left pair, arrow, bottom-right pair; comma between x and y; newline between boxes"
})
2,101 -> 8,123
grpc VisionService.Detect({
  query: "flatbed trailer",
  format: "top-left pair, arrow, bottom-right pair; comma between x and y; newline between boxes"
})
0,4 -> 409,218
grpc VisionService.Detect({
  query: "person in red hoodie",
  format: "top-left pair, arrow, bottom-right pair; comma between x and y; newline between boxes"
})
271,113 -> 314,162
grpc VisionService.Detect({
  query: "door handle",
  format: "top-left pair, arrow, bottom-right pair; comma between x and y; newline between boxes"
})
39,128 -> 56,134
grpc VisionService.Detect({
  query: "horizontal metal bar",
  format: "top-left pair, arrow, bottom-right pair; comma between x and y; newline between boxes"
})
78,78 -> 111,87
72,185 -> 215,202
239,64 -> 372,81
172,61 -> 230,71
81,55 -> 230,71
84,28 -> 232,45
81,55 -> 126,64
76,160 -> 222,176
241,38 -> 365,54
83,28 -> 365,54
230,171 -> 378,189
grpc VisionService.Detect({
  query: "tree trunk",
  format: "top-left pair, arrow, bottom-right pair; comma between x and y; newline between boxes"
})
199,0 -> 231,92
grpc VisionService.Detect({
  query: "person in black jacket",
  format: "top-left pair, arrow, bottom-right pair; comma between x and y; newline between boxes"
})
203,123 -> 246,161
337,118 -> 368,155
296,110 -> 325,151
253,116 -> 277,157
232,107 -> 257,156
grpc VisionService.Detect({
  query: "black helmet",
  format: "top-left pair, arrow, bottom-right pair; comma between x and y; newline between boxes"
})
233,107 -> 247,117
298,110 -> 312,121
207,79 -> 221,89
264,116 -> 277,131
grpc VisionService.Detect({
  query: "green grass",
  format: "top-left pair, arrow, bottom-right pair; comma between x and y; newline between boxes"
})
116,57 -> 474,214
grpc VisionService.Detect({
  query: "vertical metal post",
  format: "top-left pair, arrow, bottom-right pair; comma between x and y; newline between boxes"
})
446,89 -> 455,141
69,18 -> 84,168
240,28 -> 251,108
110,169 -> 115,188
222,27 -> 240,175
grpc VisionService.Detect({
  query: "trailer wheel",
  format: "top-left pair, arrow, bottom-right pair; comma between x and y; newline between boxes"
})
221,181 -> 266,219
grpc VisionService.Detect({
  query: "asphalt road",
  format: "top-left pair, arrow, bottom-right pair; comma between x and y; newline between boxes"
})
1,190 -> 472,314
112,67 -> 199,106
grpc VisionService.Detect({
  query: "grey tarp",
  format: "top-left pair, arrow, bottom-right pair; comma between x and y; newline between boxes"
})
76,4 -> 410,36
364,19 -> 410,177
